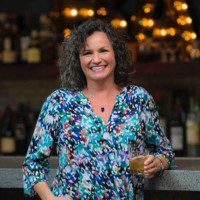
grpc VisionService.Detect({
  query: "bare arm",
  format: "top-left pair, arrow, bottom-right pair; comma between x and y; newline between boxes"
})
34,181 -> 55,200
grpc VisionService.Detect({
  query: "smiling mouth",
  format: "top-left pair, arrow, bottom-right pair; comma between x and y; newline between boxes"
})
90,66 -> 106,71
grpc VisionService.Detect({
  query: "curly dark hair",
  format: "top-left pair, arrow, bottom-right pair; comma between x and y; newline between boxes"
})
59,19 -> 135,91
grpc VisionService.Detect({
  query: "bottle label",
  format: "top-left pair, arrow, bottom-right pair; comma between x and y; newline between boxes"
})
186,121 -> 199,145
1,137 -> 16,153
170,127 -> 184,150
2,50 -> 17,64
27,47 -> 41,63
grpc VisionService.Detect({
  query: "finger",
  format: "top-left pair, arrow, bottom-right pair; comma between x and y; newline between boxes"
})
144,161 -> 156,171
144,167 -> 157,179
144,155 -> 154,165
144,166 -> 157,174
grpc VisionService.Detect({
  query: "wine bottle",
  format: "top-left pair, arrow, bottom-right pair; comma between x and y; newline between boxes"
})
2,22 -> 17,64
14,104 -> 27,155
39,14 -> 56,64
169,97 -> 187,156
186,97 -> 200,156
18,14 -> 31,64
0,106 -> 16,155
27,29 -> 41,64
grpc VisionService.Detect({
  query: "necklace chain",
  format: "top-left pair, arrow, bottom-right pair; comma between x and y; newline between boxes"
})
88,94 -> 114,113
84,87 -> 121,113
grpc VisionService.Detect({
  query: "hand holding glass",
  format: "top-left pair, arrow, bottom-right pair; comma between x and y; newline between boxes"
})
129,153 -> 149,174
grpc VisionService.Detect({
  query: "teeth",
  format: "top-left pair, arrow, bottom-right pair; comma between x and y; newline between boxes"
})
91,66 -> 105,71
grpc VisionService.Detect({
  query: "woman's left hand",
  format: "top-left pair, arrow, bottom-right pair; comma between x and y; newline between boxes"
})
143,155 -> 161,179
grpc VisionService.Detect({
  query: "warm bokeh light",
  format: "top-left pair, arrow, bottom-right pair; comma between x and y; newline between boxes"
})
79,8 -> 94,17
160,29 -> 167,37
97,7 -> 107,16
177,15 -> 192,25
153,27 -> 176,37
186,44 -> 193,52
167,27 -> 176,36
111,19 -> 127,28
139,18 -> 154,28
63,8 -> 78,17
143,3 -> 154,13
136,33 -> 146,41
120,20 -> 127,28
130,15 -> 136,22
174,1 -> 188,11
182,3 -> 188,10
182,31 -> 197,41
63,28 -> 71,39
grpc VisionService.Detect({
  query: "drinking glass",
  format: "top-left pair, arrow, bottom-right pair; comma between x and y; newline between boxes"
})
129,151 -> 149,174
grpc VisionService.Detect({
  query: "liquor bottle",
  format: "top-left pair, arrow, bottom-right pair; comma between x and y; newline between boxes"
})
27,29 -> 41,64
169,97 -> 187,156
2,22 -> 17,64
39,14 -> 56,64
0,106 -> 16,155
0,13 -> 7,63
18,14 -> 31,64
186,97 -> 200,156
14,103 -> 27,155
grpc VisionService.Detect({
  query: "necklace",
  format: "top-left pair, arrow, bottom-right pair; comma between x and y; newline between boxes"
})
84,86 -> 121,113
100,107 -> 105,112
89,94 -> 114,113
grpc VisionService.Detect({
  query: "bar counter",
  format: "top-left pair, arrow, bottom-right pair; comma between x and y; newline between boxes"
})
0,156 -> 199,199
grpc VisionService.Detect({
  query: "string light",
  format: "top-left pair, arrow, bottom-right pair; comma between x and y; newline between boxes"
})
79,8 -> 94,17
64,28 -> 71,39
174,1 -> 188,11
143,3 -> 154,13
182,31 -> 197,41
63,8 -> 78,17
136,33 -> 146,41
111,19 -> 127,28
97,7 -> 107,16
139,18 -> 154,28
130,15 -> 136,22
177,15 -> 192,25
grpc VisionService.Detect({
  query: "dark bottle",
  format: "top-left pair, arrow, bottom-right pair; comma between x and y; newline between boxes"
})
17,14 -> 31,64
0,13 -> 7,64
186,97 -> 200,156
14,104 -> 28,155
2,14 -> 18,64
0,106 -> 16,155
169,97 -> 187,156
39,14 -> 56,64
27,29 -> 41,64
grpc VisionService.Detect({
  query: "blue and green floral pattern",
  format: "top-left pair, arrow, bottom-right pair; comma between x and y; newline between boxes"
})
23,85 -> 174,199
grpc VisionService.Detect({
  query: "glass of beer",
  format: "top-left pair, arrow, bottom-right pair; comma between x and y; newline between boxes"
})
129,155 -> 146,174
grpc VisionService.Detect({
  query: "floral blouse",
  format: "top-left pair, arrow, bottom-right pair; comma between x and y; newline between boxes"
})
23,85 -> 174,200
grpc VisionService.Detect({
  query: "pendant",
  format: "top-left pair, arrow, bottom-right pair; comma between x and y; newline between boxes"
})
100,107 -> 105,112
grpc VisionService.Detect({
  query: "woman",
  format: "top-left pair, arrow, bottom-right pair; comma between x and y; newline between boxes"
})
23,19 -> 174,200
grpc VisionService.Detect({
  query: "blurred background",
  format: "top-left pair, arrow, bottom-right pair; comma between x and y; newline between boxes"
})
0,0 -> 199,158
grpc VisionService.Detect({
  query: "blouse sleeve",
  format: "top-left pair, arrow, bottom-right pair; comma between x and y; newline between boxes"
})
141,91 -> 175,167
22,93 -> 60,196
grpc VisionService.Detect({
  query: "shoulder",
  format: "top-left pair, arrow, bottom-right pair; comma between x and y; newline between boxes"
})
47,88 -> 76,102
43,88 -> 78,109
126,85 -> 155,109
126,85 -> 152,100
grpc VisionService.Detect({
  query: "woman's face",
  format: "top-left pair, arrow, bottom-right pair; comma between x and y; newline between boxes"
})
79,31 -> 116,84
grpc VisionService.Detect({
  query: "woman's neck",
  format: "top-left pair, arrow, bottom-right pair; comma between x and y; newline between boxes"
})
83,81 -> 121,99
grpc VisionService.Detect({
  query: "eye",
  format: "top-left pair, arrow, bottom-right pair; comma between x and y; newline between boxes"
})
81,51 -> 92,56
100,49 -> 108,53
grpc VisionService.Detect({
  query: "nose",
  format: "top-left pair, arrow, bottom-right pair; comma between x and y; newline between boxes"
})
92,52 -> 101,64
